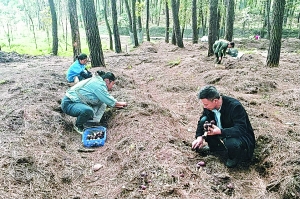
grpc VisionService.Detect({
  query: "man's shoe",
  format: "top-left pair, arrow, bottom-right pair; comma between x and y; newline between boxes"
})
73,125 -> 84,134
226,158 -> 239,168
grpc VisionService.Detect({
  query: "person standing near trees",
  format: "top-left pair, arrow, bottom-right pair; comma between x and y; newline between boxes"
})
191,85 -> 255,168
61,71 -> 127,134
213,40 -> 235,64
66,53 -> 92,83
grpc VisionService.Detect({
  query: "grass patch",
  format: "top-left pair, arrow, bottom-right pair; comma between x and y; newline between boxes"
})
168,59 -> 181,68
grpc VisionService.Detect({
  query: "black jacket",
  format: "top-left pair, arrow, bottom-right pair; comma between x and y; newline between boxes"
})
195,96 -> 255,157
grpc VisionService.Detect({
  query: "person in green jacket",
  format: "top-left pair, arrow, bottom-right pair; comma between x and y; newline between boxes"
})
213,40 -> 235,64
61,71 -> 127,134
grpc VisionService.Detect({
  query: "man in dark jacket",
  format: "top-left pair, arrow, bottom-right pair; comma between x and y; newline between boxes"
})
213,40 -> 235,64
191,85 -> 255,168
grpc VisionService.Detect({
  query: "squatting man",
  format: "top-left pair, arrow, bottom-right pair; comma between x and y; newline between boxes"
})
191,85 -> 255,168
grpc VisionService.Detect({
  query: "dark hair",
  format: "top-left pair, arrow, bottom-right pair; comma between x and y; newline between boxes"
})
198,85 -> 220,101
76,53 -> 88,60
229,42 -> 235,48
96,70 -> 116,81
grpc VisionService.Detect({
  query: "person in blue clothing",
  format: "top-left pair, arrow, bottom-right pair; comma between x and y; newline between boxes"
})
191,85 -> 255,168
61,71 -> 127,134
66,53 -> 92,83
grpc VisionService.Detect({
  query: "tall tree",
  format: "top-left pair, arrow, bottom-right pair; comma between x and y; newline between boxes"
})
124,0 -> 133,33
48,0 -> 58,55
266,0 -> 286,67
103,0 -> 113,51
224,0 -> 235,41
80,0 -> 105,67
132,0 -> 139,47
137,0 -> 143,33
146,0 -> 150,41
111,0 -> 122,53
171,0 -> 184,48
208,0 -> 218,56
192,0 -> 198,43
68,0 -> 81,61
165,0 -> 170,43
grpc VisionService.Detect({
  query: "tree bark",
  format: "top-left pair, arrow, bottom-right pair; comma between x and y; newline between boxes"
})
146,0 -> 150,41
48,0 -> 58,55
171,0 -> 184,48
124,0 -> 133,33
266,0 -> 286,67
132,0 -> 139,47
68,0 -> 81,61
225,0 -> 234,42
192,0 -> 198,43
111,0 -> 122,53
137,0 -> 143,33
208,0 -> 218,56
80,0 -> 105,67
165,0 -> 170,43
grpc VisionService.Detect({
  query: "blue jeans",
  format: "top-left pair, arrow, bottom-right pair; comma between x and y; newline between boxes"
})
61,96 -> 94,127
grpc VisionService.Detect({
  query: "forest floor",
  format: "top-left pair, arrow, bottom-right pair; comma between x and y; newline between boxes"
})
0,38 -> 300,199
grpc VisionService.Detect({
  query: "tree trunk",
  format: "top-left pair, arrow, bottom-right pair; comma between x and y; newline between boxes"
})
48,0 -> 58,55
225,0 -> 235,42
198,0 -> 206,36
171,0 -> 184,48
165,0 -> 170,43
298,12 -> 300,39
124,0 -> 133,33
137,0 -> 143,33
217,8 -> 221,39
172,26 -> 176,45
68,0 -> 81,61
266,0 -> 286,67
103,0 -> 113,51
80,0 -> 105,67
132,0 -> 139,47
208,0 -> 218,56
146,0 -> 150,41
111,0 -> 122,53
266,0 -> 271,39
192,0 -> 198,43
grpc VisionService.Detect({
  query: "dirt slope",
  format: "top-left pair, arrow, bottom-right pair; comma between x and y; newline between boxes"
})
0,38 -> 299,199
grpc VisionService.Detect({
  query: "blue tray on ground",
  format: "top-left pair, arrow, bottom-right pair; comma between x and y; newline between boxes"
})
82,126 -> 107,148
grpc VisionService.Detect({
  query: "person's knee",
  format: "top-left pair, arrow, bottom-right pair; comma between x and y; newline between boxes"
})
224,138 -> 242,150
83,108 -> 94,118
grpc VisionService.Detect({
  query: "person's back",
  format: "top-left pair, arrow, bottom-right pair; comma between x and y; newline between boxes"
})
227,48 -> 238,57
213,40 -> 234,64
66,53 -> 91,83
66,60 -> 86,82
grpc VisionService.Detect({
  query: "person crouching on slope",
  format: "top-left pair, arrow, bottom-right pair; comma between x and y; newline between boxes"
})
66,53 -> 92,83
213,40 -> 235,64
61,71 -> 127,134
